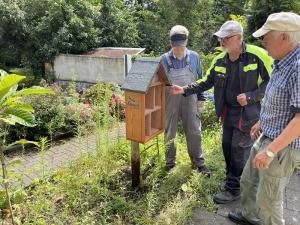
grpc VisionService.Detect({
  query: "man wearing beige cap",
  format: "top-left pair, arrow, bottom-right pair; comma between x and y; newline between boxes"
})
228,12 -> 300,225
171,21 -> 273,204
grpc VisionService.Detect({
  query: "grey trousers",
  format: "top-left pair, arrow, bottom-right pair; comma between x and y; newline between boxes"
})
240,134 -> 300,225
164,92 -> 205,167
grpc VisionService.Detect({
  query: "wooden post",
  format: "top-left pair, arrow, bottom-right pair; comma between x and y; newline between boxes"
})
131,141 -> 140,187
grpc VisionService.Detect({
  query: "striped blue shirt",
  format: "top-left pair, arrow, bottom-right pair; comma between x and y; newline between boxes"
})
261,46 -> 300,149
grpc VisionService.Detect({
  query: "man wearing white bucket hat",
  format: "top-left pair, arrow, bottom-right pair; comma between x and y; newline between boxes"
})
228,12 -> 300,225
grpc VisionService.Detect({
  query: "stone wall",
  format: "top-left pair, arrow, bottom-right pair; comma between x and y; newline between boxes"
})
53,54 -> 127,85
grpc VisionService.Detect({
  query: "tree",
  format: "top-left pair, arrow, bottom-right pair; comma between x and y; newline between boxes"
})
153,0 -> 219,53
213,0 -> 248,24
247,0 -> 300,43
134,1 -> 162,54
0,0 -> 26,68
20,0 -> 101,76
98,0 -> 139,47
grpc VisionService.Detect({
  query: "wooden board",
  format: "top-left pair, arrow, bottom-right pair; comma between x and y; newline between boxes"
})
125,91 -> 144,142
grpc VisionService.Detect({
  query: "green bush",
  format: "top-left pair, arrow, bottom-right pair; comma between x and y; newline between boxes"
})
83,82 -> 125,120
200,101 -> 220,130
6,84 -> 73,142
5,82 -> 125,143
83,82 -> 122,105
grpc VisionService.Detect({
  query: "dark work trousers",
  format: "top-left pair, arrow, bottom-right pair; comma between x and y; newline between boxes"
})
222,119 -> 253,195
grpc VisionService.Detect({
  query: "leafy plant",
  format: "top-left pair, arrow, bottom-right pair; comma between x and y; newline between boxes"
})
6,85 -> 71,142
0,69 -> 53,224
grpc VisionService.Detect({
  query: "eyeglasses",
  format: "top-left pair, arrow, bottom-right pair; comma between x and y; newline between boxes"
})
218,34 -> 239,42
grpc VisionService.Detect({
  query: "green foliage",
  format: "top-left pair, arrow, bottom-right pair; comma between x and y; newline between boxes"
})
147,0 -> 219,53
246,0 -> 300,43
0,71 -> 53,224
6,86 -> 70,142
22,0 -> 101,75
83,82 -> 125,120
0,72 -> 53,127
11,125 -> 224,224
98,0 -> 139,47
83,82 -> 122,105
8,68 -> 37,88
0,188 -> 27,209
200,101 -> 220,130
134,4 -> 163,53
199,51 -> 216,73
5,82 -> 124,143
229,14 -> 247,30
0,0 -> 101,76
0,0 -> 26,67
213,0 -> 248,23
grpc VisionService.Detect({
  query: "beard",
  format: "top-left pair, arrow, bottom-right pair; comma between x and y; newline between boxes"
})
221,46 -> 228,52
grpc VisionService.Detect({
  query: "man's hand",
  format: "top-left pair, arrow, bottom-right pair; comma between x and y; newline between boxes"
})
252,148 -> 274,169
172,85 -> 184,95
250,121 -> 261,140
237,93 -> 248,106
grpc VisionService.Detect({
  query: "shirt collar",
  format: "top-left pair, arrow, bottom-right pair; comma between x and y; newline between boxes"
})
274,45 -> 300,70
170,48 -> 188,60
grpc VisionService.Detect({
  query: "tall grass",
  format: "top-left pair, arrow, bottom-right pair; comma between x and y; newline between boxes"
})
2,86 -> 225,225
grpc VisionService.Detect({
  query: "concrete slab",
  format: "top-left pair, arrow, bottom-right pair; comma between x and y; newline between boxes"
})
191,208 -> 237,225
286,189 -> 300,212
216,199 -> 240,217
284,209 -> 300,225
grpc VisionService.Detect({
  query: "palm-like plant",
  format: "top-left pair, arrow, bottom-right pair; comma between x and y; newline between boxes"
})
0,69 -> 54,224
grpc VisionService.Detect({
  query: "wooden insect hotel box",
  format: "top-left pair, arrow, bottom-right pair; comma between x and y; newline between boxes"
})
121,58 -> 171,143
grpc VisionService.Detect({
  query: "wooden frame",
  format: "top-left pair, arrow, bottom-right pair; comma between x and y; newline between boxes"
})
125,82 -> 165,143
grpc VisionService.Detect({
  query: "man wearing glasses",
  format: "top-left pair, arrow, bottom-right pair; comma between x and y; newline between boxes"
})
171,20 -> 273,204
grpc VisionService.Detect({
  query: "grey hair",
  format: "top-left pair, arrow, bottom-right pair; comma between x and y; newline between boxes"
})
238,32 -> 244,41
273,30 -> 300,45
170,25 -> 189,37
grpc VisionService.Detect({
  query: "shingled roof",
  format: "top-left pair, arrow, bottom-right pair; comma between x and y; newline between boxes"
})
121,57 -> 171,93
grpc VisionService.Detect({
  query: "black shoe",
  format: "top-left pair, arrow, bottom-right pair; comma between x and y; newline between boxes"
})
213,191 -> 240,204
164,164 -> 175,172
228,211 -> 260,225
197,165 -> 210,177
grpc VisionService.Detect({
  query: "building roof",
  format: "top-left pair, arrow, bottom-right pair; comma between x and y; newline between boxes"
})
121,57 -> 171,93
84,47 -> 145,58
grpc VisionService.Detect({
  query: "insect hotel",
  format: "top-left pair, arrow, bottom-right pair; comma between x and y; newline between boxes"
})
121,57 -> 171,186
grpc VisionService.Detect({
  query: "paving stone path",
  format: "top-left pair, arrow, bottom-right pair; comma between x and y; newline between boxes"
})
6,124 -> 125,187
5,123 -> 300,225
191,170 -> 300,225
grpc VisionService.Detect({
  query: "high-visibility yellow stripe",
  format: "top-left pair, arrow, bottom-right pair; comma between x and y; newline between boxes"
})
246,44 -> 274,85
246,44 -> 273,76
243,63 -> 258,72
214,66 -> 226,74
197,51 -> 226,83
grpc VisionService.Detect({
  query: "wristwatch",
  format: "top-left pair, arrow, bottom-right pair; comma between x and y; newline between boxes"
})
265,148 -> 276,158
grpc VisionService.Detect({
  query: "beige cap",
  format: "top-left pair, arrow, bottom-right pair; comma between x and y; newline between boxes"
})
253,12 -> 300,37
214,20 -> 243,38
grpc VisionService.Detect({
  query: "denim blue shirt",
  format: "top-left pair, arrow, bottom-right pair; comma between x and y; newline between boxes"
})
260,46 -> 300,149
161,49 -> 202,80
161,49 -> 204,100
